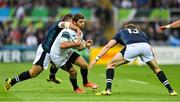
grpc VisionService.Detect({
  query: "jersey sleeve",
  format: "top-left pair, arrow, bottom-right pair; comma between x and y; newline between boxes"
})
112,32 -> 125,45
60,31 -> 71,42
112,34 -> 118,41
112,32 -> 120,42
142,32 -> 149,41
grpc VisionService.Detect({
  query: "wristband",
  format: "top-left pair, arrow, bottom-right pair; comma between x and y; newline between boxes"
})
95,56 -> 100,61
165,24 -> 171,29
64,22 -> 70,28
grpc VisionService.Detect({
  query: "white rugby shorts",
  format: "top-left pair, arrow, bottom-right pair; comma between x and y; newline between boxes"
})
123,43 -> 153,62
33,44 -> 50,69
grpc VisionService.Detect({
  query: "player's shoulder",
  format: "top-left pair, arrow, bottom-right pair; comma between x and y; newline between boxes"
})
141,31 -> 146,35
120,28 -> 129,33
116,29 -> 127,35
120,28 -> 127,32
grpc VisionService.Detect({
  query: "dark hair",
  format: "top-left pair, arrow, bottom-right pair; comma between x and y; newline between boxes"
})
73,13 -> 85,22
124,23 -> 138,29
61,13 -> 73,21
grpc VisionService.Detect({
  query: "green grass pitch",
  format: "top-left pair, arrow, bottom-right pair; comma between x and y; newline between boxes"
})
0,63 -> 180,101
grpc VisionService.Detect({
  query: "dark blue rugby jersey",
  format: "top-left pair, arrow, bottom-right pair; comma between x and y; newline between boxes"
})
112,28 -> 148,45
42,21 -> 63,53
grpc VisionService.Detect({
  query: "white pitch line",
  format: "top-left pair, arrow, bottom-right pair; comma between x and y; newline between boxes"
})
126,79 -> 149,85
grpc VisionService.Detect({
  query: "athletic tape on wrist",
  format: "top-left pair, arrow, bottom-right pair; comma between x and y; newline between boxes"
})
165,24 -> 171,29
95,56 -> 100,61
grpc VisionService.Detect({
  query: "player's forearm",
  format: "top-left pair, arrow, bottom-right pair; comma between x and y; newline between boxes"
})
169,20 -> 180,28
97,45 -> 111,58
58,22 -> 70,28
95,40 -> 117,61
69,23 -> 80,31
59,22 -> 81,36
58,22 -> 79,29
93,45 -> 111,62
60,42 -> 79,49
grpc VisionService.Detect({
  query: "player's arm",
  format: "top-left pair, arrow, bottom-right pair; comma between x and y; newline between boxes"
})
75,39 -> 94,51
88,39 -> 117,69
157,20 -> 180,33
96,40 -> 117,57
169,20 -> 180,28
75,39 -> 86,51
58,22 -> 81,36
60,40 -> 81,49
60,32 -> 81,49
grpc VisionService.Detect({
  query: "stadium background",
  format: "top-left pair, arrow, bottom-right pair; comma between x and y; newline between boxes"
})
0,0 -> 180,101
0,0 -> 180,64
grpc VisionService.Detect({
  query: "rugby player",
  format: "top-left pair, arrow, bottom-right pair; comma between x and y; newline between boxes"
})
89,23 -> 178,96
50,13 -> 98,93
4,14 -> 82,91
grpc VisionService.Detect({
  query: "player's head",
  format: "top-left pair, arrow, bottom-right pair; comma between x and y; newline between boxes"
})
124,23 -> 140,30
72,13 -> 85,29
61,13 -> 73,22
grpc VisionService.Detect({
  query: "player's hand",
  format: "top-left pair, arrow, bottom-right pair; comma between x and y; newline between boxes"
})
74,37 -> 82,47
86,40 -> 93,48
88,59 -> 97,69
157,26 -> 167,33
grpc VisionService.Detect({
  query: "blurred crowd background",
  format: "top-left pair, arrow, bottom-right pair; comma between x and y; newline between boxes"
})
0,0 -> 180,48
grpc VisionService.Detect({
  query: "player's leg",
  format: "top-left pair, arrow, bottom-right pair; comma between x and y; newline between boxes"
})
73,52 -> 98,89
4,45 -> 46,91
96,52 -> 129,95
140,43 -> 177,96
106,52 -> 129,90
68,67 -> 85,93
5,65 -> 43,92
61,62 -> 85,93
50,51 -> 84,93
68,67 -> 78,91
74,56 -> 88,84
146,59 -> 178,96
46,61 -> 62,84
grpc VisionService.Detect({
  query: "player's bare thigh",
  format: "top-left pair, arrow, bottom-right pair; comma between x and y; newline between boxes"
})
107,52 -> 129,69
74,56 -> 88,69
146,59 -> 161,73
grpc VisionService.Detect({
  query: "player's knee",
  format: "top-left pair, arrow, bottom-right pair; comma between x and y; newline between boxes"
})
29,70 -> 42,78
107,62 -> 115,68
152,66 -> 161,73
69,69 -> 77,78
80,63 -> 88,69
29,66 -> 43,78
154,67 -> 161,73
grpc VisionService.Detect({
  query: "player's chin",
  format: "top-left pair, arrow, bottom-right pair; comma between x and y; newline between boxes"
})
86,45 -> 91,48
80,26 -> 85,29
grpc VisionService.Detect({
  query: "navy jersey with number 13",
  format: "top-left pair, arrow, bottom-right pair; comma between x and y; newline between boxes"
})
112,28 -> 149,45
